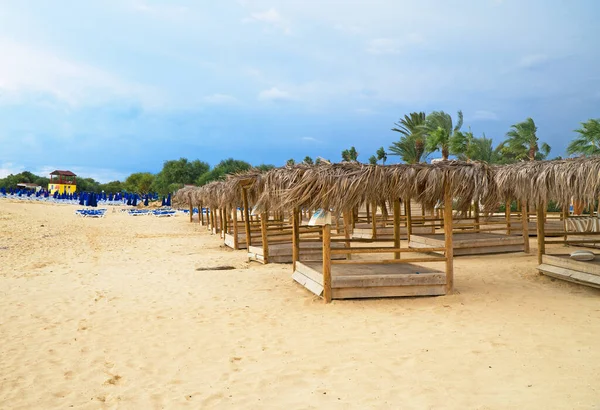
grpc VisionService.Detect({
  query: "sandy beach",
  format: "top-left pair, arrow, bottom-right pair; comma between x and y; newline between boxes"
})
0,200 -> 599,409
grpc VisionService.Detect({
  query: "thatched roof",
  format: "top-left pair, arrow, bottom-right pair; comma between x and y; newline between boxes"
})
494,156 -> 600,207
254,161 -> 498,213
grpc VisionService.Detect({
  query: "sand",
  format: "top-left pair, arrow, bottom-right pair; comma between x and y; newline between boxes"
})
0,201 -> 599,409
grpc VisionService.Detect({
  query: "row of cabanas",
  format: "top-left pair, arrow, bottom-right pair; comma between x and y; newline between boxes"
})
174,157 -> 600,300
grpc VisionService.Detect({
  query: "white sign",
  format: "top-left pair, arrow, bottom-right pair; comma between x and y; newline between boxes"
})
308,209 -> 331,226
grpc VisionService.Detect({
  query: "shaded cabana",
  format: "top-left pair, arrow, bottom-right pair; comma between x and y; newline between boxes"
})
495,157 -> 600,289
258,161 -> 499,302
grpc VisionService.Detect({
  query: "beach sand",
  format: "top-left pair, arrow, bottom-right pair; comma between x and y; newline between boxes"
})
0,201 -> 599,409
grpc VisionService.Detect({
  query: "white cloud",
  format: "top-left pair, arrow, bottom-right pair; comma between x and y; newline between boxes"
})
301,137 -> 318,142
245,8 -> 291,34
0,162 -> 25,178
366,33 -> 425,55
203,94 -> 239,105
518,54 -> 549,69
0,38 -> 158,107
471,110 -> 499,121
258,87 -> 293,102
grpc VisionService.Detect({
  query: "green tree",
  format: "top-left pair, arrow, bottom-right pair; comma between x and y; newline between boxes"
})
389,112 -> 429,164
124,172 -> 155,194
303,156 -> 314,165
341,146 -> 359,162
153,158 -> 210,194
99,180 -> 124,193
286,159 -> 295,166
424,110 -> 463,160
255,164 -> 275,172
499,117 -> 550,161
376,147 -> 387,164
196,158 -> 251,186
567,119 -> 600,156
368,155 -> 377,165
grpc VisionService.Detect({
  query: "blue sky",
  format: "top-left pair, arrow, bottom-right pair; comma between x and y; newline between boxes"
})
1,0 -> 599,182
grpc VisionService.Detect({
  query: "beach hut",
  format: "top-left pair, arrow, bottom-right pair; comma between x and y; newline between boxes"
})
495,157 -> 600,289
255,161 -> 498,302
48,170 -> 77,194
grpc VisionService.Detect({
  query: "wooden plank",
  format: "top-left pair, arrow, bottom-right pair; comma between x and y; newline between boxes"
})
322,224 -> 332,303
331,247 -> 447,254
295,262 -> 324,285
444,183 -> 454,294
538,264 -> 600,289
232,207 -> 239,249
292,207 -> 300,271
371,201 -> 378,239
542,255 -> 600,277
260,212 -> 269,264
332,284 -> 446,299
332,257 -> 446,265
405,199 -> 413,241
332,272 -> 446,288
506,200 -> 512,235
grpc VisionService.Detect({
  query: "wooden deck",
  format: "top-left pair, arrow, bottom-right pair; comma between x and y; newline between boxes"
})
351,223 -> 435,240
292,261 -> 446,299
223,232 -> 263,250
248,241 -> 346,264
538,254 -> 600,289
409,232 -> 524,255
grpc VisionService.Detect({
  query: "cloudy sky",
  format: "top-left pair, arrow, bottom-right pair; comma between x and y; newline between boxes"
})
1,0 -> 599,181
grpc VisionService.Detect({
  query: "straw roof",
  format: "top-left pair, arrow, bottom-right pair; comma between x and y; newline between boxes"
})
494,156 -> 600,207
253,161 -> 498,213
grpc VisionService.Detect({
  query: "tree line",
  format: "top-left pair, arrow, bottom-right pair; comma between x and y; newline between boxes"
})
0,158 -> 275,196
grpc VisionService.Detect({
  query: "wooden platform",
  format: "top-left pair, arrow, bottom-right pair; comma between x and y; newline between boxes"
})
248,242 -> 346,264
484,219 -> 564,236
538,254 -> 600,289
409,232 -> 524,255
223,232 -> 263,250
351,224 -> 435,240
292,261 -> 446,299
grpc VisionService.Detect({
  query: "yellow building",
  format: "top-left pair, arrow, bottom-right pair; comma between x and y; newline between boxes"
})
48,170 -> 77,194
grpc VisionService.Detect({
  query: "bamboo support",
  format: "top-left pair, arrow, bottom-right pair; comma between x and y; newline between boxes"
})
371,200 -> 377,239
536,204 -> 546,265
393,199 -> 401,259
322,224 -> 332,303
444,183 -> 454,294
242,188 -> 252,247
189,201 -> 193,223
522,200 -> 530,253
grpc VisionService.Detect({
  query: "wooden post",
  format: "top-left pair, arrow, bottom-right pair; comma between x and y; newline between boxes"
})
522,200 -> 530,253
371,200 -> 377,239
505,200 -> 512,235
242,188 -> 252,247
222,207 -> 228,235
562,206 -> 568,243
292,207 -> 300,271
322,224 -> 332,303
366,203 -> 371,224
393,199 -> 401,259
200,202 -> 204,225
536,204 -> 545,265
405,199 -> 412,241
261,211 -> 269,264
232,206 -> 239,250
473,200 -> 480,233
189,200 -> 193,223
210,208 -> 215,233
443,184 -> 454,294
342,210 -> 352,260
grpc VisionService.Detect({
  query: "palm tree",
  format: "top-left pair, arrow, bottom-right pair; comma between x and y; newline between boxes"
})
341,146 -> 359,162
450,128 -> 476,161
567,119 -> 600,156
500,117 -> 550,161
424,110 -> 463,160
376,147 -> 387,164
389,112 -> 429,164
286,159 -> 295,166
368,155 -> 377,165
303,156 -> 314,165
